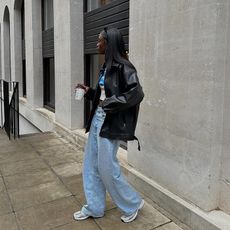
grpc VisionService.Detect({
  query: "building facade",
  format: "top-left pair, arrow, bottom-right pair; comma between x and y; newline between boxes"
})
1,0 -> 230,229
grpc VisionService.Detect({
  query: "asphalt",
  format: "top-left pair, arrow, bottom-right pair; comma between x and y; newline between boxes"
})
0,129 -> 189,230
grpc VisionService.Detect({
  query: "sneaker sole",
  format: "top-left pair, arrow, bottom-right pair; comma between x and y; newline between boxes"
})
121,211 -> 138,223
138,199 -> 145,210
73,215 -> 89,221
73,213 -> 104,221
73,211 -> 90,221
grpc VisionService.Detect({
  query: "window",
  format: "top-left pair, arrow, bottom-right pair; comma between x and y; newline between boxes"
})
42,0 -> 54,30
86,0 -> 116,12
43,58 -> 55,110
22,60 -> 26,97
21,0 -> 26,97
42,0 -> 55,111
21,1 -> 25,40
3,6 -> 11,82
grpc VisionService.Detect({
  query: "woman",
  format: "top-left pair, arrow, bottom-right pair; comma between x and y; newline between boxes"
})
74,28 -> 144,223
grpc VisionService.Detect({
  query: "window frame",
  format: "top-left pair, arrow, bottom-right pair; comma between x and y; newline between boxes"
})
41,0 -> 55,112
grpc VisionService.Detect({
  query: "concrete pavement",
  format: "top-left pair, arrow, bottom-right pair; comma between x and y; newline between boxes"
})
0,129 -> 189,230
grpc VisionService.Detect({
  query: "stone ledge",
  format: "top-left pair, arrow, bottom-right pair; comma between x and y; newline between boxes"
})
126,165 -> 230,230
19,98 -> 54,132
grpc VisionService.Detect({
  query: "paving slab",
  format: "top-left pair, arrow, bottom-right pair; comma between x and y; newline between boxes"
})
30,138 -> 69,150
40,149 -> 83,166
9,180 -> 71,211
0,213 -> 19,230
0,177 -> 5,191
4,169 -> 59,192
0,149 -> 39,164
36,143 -> 78,155
61,174 -> 83,196
16,196 -> 81,230
54,221 -> 101,230
52,162 -> 82,178
95,202 -> 170,230
0,158 -> 48,176
156,222 -> 184,230
0,131 -> 10,141
0,187 -> 12,216
142,195 -> 191,230
0,177 -> 12,216
0,141 -> 32,154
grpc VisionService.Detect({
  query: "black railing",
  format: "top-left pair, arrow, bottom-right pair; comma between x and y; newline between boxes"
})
0,80 -> 20,139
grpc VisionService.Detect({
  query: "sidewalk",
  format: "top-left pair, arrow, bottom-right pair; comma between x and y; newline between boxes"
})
0,129 -> 189,230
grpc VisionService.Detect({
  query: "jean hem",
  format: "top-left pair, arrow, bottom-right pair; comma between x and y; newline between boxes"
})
81,206 -> 104,218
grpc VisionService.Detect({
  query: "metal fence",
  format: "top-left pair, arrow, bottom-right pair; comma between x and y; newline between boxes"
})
0,80 -> 19,139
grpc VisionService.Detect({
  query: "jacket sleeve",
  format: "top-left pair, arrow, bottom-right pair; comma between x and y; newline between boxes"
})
84,88 -> 96,101
102,68 -> 144,113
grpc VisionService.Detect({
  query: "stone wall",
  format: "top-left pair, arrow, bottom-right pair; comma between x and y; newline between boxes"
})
220,1 -> 230,214
129,0 -> 229,213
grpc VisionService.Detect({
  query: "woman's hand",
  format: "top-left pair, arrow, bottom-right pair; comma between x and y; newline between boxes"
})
76,83 -> 89,93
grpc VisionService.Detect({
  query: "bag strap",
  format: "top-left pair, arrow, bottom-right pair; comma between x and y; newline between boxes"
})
133,136 -> 141,151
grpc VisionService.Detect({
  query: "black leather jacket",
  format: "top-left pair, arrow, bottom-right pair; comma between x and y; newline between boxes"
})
85,62 -> 144,142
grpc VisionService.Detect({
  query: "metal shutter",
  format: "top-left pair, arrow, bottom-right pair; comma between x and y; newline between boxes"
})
84,0 -> 129,54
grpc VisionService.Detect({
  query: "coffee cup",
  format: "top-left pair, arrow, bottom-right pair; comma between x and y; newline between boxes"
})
75,87 -> 85,100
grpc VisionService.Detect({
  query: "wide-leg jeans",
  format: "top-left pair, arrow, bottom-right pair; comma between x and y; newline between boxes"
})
81,106 -> 142,217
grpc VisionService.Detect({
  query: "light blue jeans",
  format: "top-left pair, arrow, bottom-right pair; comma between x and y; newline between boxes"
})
81,107 -> 142,217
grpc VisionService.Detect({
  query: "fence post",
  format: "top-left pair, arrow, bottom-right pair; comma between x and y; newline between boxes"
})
0,80 -> 3,128
3,81 -> 10,139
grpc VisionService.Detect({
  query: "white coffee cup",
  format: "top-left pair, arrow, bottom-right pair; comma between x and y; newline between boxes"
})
75,87 -> 85,100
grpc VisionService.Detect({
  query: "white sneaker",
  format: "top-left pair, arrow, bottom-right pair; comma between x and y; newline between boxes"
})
73,211 -> 90,221
121,199 -> 145,223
